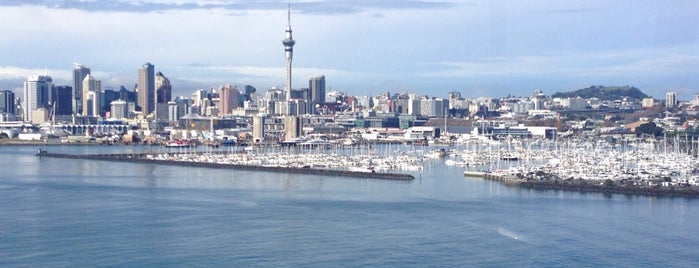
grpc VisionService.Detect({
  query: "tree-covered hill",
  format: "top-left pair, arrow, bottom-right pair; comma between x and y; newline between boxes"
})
551,85 -> 649,101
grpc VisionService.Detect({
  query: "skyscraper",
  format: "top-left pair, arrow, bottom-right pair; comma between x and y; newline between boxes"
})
82,74 -> 101,117
53,86 -> 73,116
73,64 -> 90,114
155,71 -> 172,120
155,72 -> 172,104
23,75 -> 52,122
0,90 -> 16,115
219,84 -> 240,115
137,63 -> 155,115
282,4 -> 296,102
309,75 -> 325,113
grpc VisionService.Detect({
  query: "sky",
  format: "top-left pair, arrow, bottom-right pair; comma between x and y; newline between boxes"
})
0,0 -> 698,100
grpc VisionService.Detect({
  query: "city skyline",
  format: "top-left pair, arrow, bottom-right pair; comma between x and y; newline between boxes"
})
0,1 -> 698,99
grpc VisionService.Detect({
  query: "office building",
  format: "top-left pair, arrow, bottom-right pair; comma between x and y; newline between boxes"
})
82,74 -> 101,116
0,90 -> 16,115
73,64 -> 90,114
219,84 -> 240,115
53,86 -> 73,116
23,75 -> 52,122
137,63 -> 155,115
309,75 -> 325,113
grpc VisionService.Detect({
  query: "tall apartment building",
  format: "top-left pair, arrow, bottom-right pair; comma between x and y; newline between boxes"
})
666,92 -> 677,108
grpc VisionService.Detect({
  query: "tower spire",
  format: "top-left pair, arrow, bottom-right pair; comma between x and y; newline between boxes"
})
282,3 -> 296,105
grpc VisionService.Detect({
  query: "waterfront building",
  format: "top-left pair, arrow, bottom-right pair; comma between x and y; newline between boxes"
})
0,90 -> 16,115
23,75 -> 52,122
666,92 -> 677,108
81,74 -> 101,117
282,4 -> 296,102
137,63 -> 155,115
72,64 -> 90,114
309,75 -> 325,113
52,86 -> 73,116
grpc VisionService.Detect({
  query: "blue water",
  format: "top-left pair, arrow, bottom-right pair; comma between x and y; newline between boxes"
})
1,146 -> 698,267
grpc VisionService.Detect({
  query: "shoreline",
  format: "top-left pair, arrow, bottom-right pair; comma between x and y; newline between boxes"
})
35,152 -> 416,181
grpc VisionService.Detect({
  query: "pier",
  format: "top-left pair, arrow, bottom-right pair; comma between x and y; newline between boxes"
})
36,151 -> 415,181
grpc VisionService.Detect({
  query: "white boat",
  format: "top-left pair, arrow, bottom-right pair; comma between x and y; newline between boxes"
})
165,140 -> 196,147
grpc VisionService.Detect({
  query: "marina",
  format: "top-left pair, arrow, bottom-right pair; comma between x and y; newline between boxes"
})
28,133 -> 699,198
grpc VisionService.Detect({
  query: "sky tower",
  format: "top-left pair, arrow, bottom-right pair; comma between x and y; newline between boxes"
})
282,4 -> 295,101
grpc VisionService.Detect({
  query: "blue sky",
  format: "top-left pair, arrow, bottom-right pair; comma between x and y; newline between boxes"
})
0,0 -> 698,99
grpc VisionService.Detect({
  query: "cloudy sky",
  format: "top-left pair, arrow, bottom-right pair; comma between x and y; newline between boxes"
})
1,0 -> 698,99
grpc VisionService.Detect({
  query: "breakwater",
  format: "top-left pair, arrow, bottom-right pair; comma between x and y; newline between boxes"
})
36,152 -> 415,181
481,172 -> 699,198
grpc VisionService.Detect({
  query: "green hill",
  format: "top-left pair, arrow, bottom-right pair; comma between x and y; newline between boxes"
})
551,85 -> 649,101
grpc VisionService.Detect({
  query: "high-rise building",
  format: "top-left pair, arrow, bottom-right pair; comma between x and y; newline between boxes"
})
0,90 -> 16,115
23,75 -> 52,122
154,71 -> 172,120
666,92 -> 677,108
53,86 -> 73,116
155,72 -> 172,104
137,63 -> 155,115
73,64 -> 90,114
110,100 -> 128,119
309,75 -> 325,113
219,84 -> 240,115
282,4 -> 296,101
82,74 -> 101,117
101,88 -> 120,114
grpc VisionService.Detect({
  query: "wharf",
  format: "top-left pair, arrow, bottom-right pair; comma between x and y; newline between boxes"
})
36,151 -> 415,181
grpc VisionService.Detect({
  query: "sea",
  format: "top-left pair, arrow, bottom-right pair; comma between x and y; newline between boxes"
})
1,145 -> 698,267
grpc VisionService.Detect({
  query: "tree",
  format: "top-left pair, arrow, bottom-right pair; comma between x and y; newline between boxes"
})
635,122 -> 663,137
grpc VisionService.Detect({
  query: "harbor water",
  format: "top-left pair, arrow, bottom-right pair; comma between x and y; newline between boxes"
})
1,145 -> 698,267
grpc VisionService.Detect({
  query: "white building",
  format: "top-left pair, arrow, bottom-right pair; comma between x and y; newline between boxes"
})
23,75 -> 52,122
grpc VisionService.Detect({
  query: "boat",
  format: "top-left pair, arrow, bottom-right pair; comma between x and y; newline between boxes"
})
463,171 -> 487,177
165,139 -> 196,148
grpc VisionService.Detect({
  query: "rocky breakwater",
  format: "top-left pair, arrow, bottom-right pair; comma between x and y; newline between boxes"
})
481,171 -> 699,198
36,151 -> 415,181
